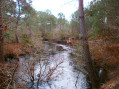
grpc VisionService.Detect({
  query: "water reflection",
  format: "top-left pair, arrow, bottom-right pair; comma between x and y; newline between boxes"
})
35,41 -> 87,89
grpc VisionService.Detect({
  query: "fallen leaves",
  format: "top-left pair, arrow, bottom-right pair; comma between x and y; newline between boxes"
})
30,66 -> 34,71
4,26 -> 7,32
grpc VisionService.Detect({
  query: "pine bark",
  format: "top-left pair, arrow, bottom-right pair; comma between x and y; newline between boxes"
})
79,0 -> 98,88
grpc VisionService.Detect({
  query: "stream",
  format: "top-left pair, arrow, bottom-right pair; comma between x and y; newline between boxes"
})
19,41 -> 87,89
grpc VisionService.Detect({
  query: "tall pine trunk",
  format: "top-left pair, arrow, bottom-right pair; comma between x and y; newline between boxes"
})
0,0 -> 4,63
79,0 -> 98,88
15,0 -> 21,43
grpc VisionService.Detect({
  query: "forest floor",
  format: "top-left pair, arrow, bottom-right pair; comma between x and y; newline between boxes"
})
4,43 -> 33,59
89,39 -> 119,89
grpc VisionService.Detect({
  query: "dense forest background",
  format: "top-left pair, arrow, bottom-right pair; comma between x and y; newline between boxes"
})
3,0 -> 119,43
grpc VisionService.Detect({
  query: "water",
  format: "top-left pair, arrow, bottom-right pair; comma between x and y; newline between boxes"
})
18,41 -> 87,89
35,41 -> 87,89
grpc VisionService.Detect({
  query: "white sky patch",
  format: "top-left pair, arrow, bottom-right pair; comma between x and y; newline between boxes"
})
32,0 -> 92,21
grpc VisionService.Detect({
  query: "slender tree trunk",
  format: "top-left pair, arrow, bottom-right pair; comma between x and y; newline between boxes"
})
79,0 -> 98,88
15,19 -> 19,43
15,17 -> 19,43
15,0 -> 21,43
0,0 -> 4,63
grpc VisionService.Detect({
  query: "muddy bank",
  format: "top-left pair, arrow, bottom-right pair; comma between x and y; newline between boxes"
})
4,43 -> 43,61
43,39 -> 67,45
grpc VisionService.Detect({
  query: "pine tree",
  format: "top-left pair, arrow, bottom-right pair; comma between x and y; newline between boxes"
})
79,0 -> 98,88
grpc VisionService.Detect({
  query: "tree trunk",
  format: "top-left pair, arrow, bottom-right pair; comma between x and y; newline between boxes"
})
0,0 -> 4,63
15,0 -> 21,43
79,0 -> 98,88
15,19 -> 19,43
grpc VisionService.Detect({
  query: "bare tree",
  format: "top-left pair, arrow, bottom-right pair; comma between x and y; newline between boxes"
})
0,0 -> 4,63
79,0 -> 98,88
